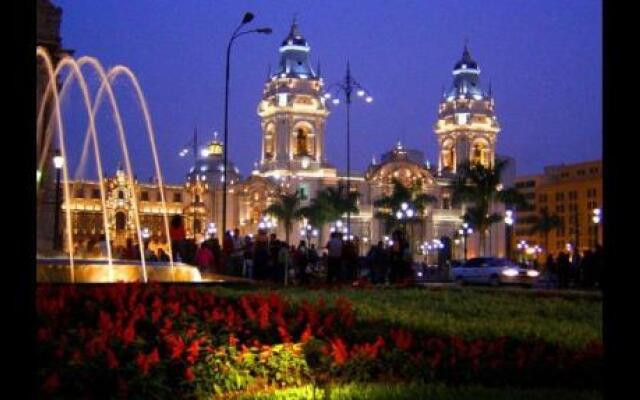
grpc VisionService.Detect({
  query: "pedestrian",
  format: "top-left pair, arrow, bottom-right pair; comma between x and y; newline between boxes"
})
222,231 -> 234,275
211,237 -> 222,273
195,241 -> 214,272
557,251 -> 570,289
545,254 -> 557,288
367,241 -> 389,284
169,215 -> 186,261
342,239 -> 358,283
243,235 -> 254,279
253,229 -> 269,280
269,233 -> 281,282
295,240 -> 310,285
325,232 -> 343,285
231,229 -> 245,276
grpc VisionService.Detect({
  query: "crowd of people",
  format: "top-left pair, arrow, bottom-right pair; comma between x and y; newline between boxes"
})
541,245 -> 604,289
71,215 -> 604,290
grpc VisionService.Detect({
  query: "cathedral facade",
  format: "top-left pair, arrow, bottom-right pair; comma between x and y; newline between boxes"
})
59,22 -> 508,260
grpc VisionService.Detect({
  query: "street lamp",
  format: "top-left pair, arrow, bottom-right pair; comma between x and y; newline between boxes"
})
221,12 -> 272,236
52,149 -> 64,251
324,62 -> 373,238
504,209 -> 514,260
458,222 -> 473,262
592,208 -> 601,247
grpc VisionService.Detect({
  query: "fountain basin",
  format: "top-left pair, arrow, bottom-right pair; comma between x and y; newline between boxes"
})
37,258 -> 202,283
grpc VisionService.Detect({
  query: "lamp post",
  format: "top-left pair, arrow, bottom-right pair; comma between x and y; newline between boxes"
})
458,223 -> 473,262
592,208 -> 601,248
52,149 -> 64,251
504,209 -> 514,260
323,62 -> 373,238
221,12 -> 272,236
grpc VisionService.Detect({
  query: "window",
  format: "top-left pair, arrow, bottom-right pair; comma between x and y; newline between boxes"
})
115,212 -> 126,231
577,169 -> 585,176
118,191 -> 124,200
568,191 -> 577,201
555,192 -> 564,202
141,191 -> 149,201
173,193 -> 182,203
539,194 -> 548,203
75,189 -> 84,198
561,172 -> 570,178
91,189 -> 100,199
555,204 -> 564,213
442,197 -> 451,209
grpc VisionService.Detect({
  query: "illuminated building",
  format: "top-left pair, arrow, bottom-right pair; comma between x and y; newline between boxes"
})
434,43 -> 500,174
513,160 -> 602,257
59,24 -> 508,260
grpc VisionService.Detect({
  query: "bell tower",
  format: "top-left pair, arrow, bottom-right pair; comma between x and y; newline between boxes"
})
257,20 -> 331,177
434,43 -> 500,174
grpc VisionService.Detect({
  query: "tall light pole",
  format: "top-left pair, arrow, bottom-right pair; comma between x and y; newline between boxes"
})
592,208 -> 601,248
222,12 -> 272,236
323,62 -> 373,238
458,223 -> 473,262
504,209 -> 514,260
52,149 -> 64,251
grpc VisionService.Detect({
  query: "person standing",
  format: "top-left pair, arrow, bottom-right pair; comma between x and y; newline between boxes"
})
268,233 -> 281,282
295,240 -> 310,285
342,239 -> 358,283
557,251 -> 571,289
222,231 -> 234,275
195,242 -> 214,272
545,254 -> 557,288
278,241 -> 292,285
368,241 -> 388,285
169,215 -> 186,262
326,232 -> 343,285
253,229 -> 269,280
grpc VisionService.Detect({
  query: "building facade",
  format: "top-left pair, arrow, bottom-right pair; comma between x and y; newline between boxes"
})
513,160 -> 602,258
56,22 -> 509,261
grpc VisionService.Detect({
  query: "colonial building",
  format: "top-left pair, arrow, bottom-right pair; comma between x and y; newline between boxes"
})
58,22 -> 509,261
513,160 -> 603,257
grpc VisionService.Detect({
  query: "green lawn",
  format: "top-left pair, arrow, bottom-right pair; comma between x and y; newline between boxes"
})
210,286 -> 602,349
236,382 -> 602,400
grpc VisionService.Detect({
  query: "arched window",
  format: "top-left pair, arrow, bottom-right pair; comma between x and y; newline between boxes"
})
441,140 -> 455,171
194,219 -> 201,233
118,191 -> 124,200
296,128 -> 309,156
470,140 -> 490,167
115,212 -> 126,231
264,124 -> 275,159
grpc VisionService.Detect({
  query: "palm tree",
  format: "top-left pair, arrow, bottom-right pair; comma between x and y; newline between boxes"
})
528,209 -> 563,252
452,160 -> 528,256
297,183 -> 358,245
264,190 -> 303,245
374,178 -> 437,234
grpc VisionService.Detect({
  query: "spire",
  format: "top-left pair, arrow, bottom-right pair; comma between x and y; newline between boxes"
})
488,80 -> 493,96
316,59 -> 321,78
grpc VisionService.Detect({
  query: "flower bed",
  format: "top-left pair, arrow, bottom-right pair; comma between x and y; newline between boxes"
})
36,284 -> 603,398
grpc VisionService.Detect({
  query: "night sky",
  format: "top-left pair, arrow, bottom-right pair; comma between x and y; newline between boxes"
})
54,0 -> 601,184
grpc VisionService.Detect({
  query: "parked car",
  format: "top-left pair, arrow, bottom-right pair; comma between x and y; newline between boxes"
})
452,257 -> 540,287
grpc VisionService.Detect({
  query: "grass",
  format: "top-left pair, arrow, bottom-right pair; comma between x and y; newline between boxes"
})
208,286 -> 602,349
235,382 -> 602,400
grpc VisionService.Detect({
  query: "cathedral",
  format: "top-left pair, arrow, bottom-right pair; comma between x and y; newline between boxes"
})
60,21 -> 509,260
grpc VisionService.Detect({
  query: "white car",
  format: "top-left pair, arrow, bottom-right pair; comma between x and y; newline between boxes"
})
452,257 -> 540,287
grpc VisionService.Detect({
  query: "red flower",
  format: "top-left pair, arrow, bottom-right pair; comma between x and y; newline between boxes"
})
390,329 -> 413,351
122,323 -> 136,346
185,324 -> 197,339
98,310 -> 113,333
186,304 -> 197,315
184,367 -> 195,382
228,335 -> 239,347
148,347 -> 161,365
278,325 -> 291,343
136,353 -> 150,375
151,309 -> 162,324
300,324 -> 313,343
330,337 -> 349,365
165,335 -> 185,360
106,348 -> 119,370
186,340 -> 201,364
42,373 -> 60,393
258,301 -> 270,329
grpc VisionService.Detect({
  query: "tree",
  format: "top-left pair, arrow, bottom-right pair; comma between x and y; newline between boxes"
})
264,190 -> 303,245
528,208 -> 563,252
297,183 -> 358,245
374,178 -> 437,234
452,160 -> 528,256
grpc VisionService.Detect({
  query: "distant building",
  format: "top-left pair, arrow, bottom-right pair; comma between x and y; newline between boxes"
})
513,160 -> 602,257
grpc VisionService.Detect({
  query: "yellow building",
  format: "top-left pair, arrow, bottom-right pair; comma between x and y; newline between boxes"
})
514,160 -> 602,257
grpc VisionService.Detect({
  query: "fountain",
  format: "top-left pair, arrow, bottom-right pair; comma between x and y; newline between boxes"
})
36,47 -> 201,283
